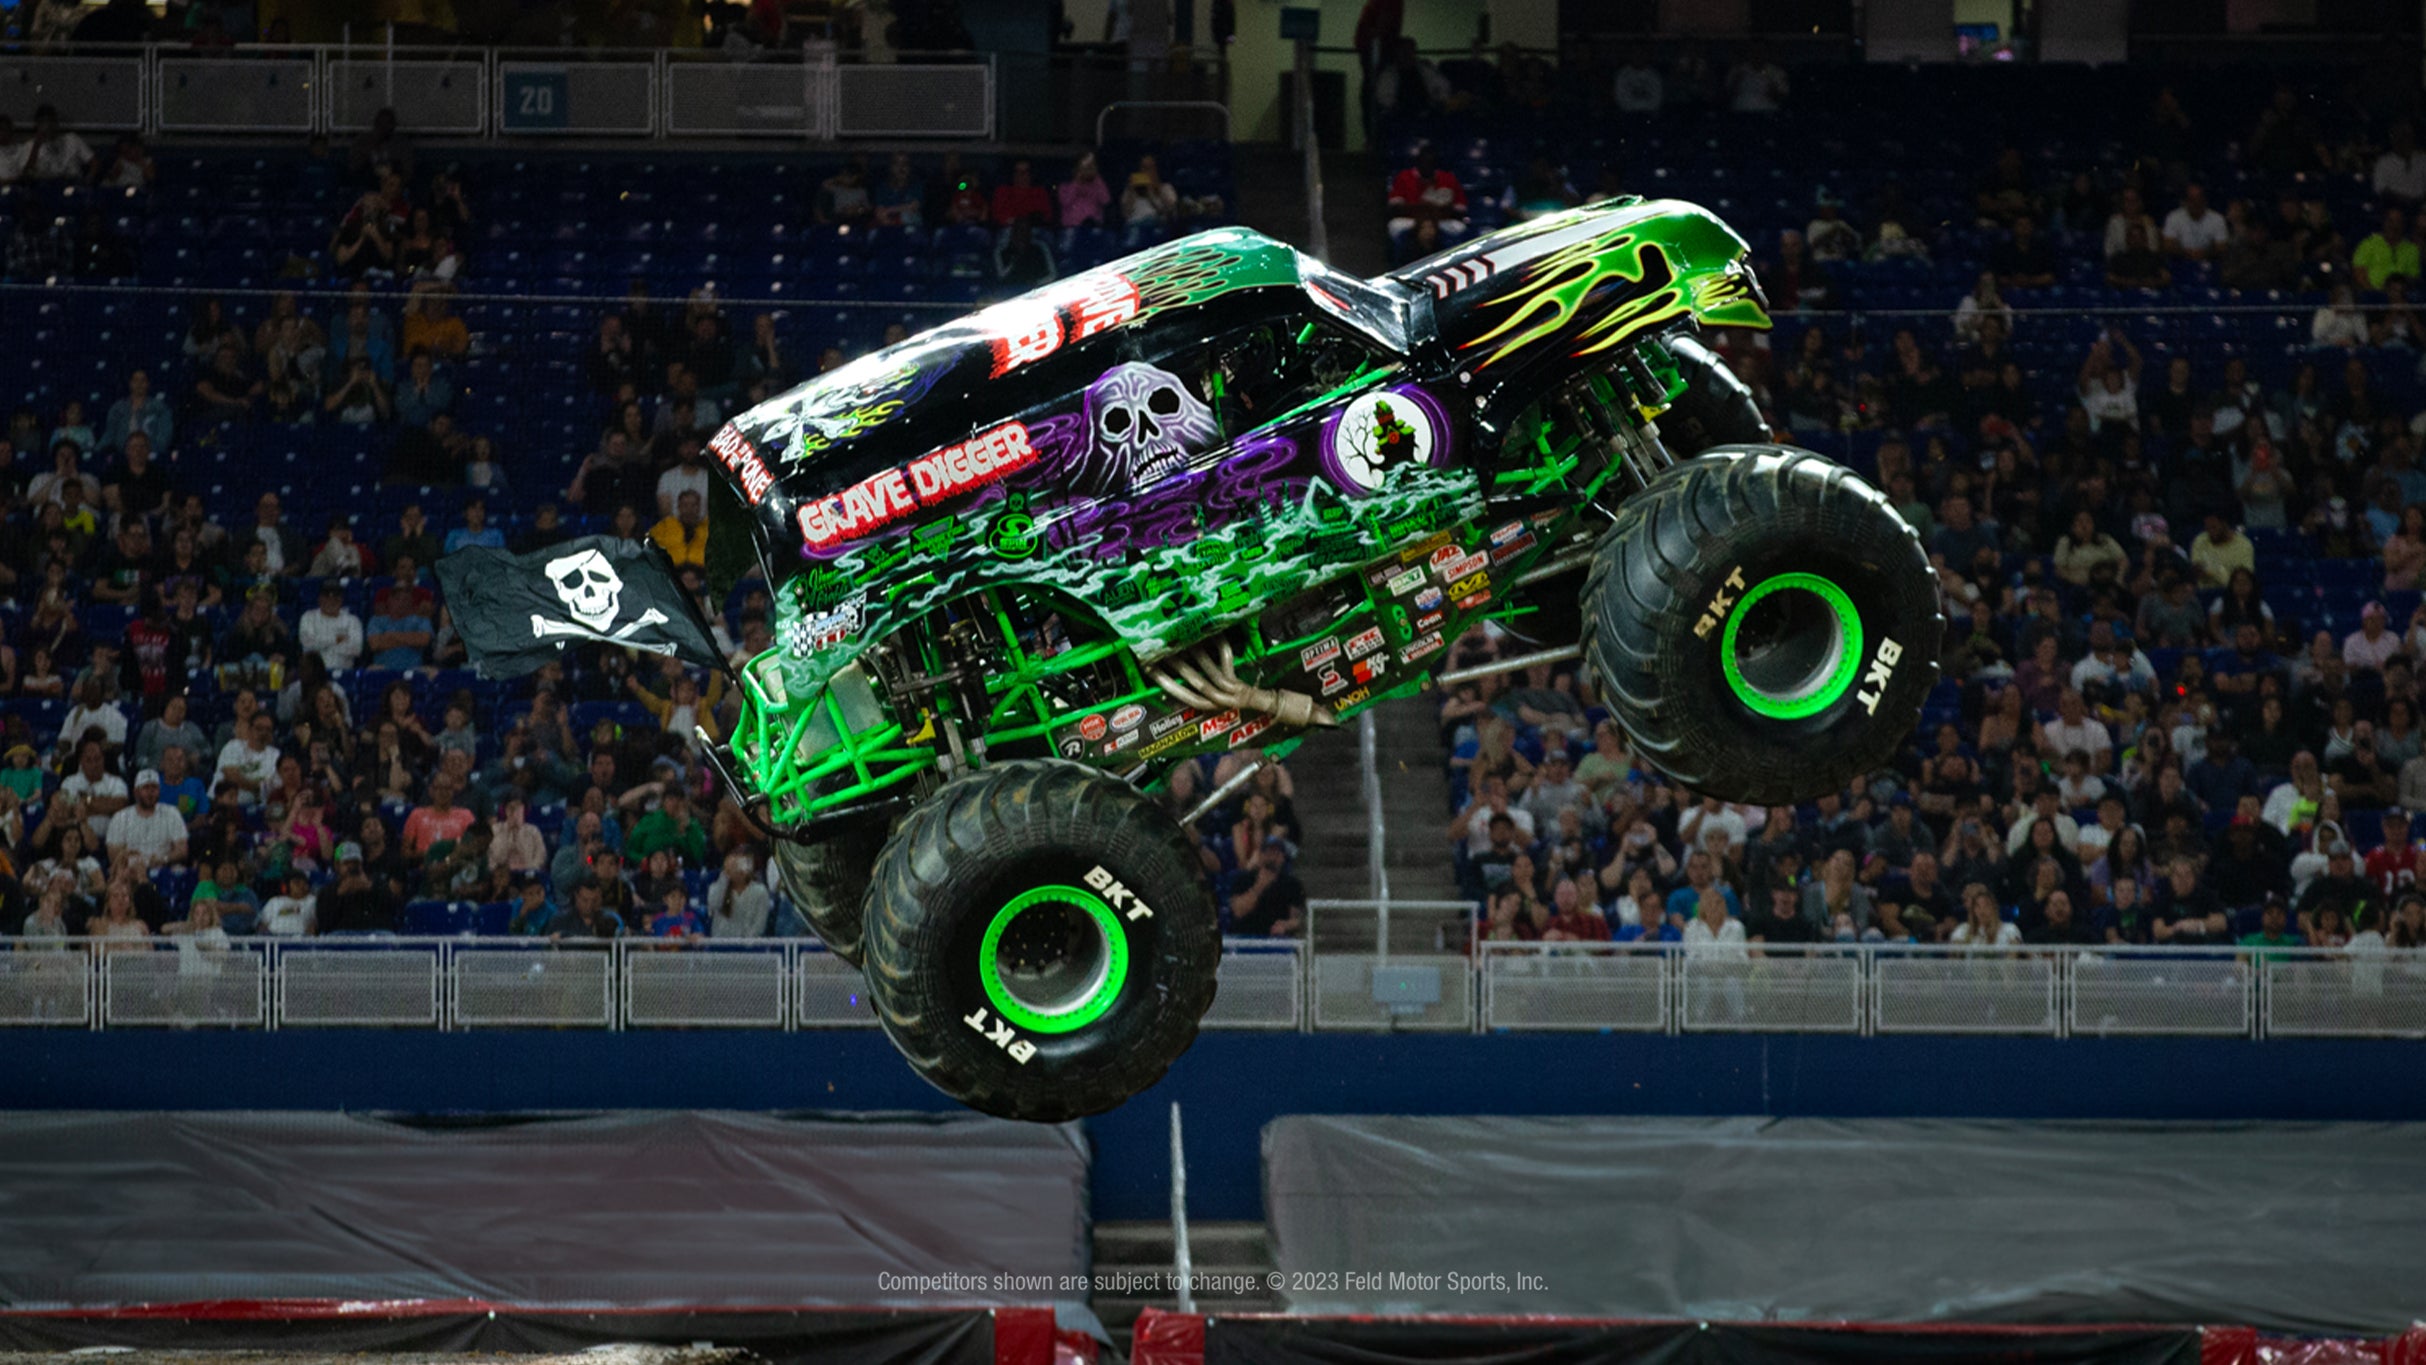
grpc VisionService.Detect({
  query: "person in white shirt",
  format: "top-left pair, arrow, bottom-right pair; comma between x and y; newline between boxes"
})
1612,56 -> 1663,113
212,711 -> 281,807
2344,602 -> 2401,672
2103,186 -> 2159,259
0,116 -> 31,184
1680,888 -> 1748,959
104,770 -> 189,871
1724,53 -> 1789,112
257,870 -> 317,937
2035,690 -> 2114,770
296,582 -> 366,671
2006,791 -> 2082,857
2161,183 -> 2230,260
24,106 -> 92,182
1677,796 -> 1750,856
708,851 -> 773,939
163,898 -> 233,977
56,680 -> 128,752
58,741 -> 130,843
1950,885 -> 2022,947
2374,121 -> 2426,204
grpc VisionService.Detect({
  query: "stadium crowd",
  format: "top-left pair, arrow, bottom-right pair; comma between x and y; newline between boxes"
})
1406,56 -> 2426,956
0,124 -> 1284,948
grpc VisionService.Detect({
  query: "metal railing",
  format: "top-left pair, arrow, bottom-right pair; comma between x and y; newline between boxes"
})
5,930 -> 2421,1040
0,45 -> 995,141
0,935 -> 1308,1032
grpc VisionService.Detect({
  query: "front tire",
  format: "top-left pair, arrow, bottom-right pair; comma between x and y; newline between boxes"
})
1581,445 -> 1940,804
862,761 -> 1219,1122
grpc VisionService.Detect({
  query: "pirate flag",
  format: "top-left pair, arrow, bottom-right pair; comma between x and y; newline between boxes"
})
435,535 -> 724,679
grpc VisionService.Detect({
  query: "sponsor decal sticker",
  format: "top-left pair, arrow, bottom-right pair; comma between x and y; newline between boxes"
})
1318,665 -> 1349,696
1111,703 -> 1148,732
1456,589 -> 1493,611
708,426 -> 776,504
1230,714 -> 1275,748
1300,637 -> 1342,670
1398,531 -> 1454,564
1439,551 -> 1488,581
1149,709 -> 1196,738
1489,530 -> 1536,564
1346,627 -> 1385,659
1079,713 -> 1109,743
1140,726 -> 1195,759
1385,566 -> 1427,597
801,599 -> 863,650
1489,520 -> 1527,547
1414,610 -> 1445,633
1199,710 -> 1241,741
1415,586 -> 1444,612
1429,544 -> 1466,571
1352,655 -> 1386,684
1448,570 -> 1489,598
1399,631 -> 1444,664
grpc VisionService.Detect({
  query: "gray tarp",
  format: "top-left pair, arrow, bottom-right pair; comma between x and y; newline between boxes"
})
0,1111 -> 1090,1310
1263,1115 -> 2426,1333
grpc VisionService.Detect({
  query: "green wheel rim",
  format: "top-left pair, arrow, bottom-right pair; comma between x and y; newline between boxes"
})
1719,572 -> 1863,721
978,884 -> 1129,1034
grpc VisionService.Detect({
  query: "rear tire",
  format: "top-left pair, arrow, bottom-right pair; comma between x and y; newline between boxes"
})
1657,333 -> 1771,455
772,820 -> 887,968
1581,445 -> 1940,804
862,760 -> 1219,1123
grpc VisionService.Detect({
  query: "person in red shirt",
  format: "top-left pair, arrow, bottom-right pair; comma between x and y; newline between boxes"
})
401,773 -> 476,857
990,158 -> 1055,230
1387,145 -> 1468,257
2364,807 -> 2421,896
1541,875 -> 1612,942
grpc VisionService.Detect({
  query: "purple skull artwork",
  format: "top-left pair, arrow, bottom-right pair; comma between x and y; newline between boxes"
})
1073,361 -> 1221,492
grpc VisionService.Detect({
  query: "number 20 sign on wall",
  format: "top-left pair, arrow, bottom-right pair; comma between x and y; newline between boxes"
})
501,68 -> 570,132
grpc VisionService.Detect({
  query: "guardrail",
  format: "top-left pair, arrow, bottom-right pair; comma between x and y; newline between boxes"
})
3,931 -> 2418,1039
0,45 -> 994,141
0,936 -> 1304,1032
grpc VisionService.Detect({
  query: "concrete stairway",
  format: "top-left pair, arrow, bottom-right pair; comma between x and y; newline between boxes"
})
1091,1219 -> 1276,1339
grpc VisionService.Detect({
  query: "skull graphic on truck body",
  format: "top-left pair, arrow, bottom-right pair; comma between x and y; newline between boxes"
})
1075,361 -> 1220,490
547,547 -> 625,631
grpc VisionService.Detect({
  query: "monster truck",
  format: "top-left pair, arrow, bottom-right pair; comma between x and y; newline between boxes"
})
695,197 -> 1941,1122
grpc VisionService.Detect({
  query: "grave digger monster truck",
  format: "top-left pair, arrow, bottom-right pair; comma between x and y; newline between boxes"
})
696,198 -> 1941,1122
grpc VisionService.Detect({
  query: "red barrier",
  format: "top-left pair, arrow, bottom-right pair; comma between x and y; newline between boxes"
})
1138,1311 -> 2426,1365
2204,1327 -> 2426,1365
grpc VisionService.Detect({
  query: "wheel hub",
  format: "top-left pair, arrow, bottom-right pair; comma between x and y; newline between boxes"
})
978,885 -> 1129,1034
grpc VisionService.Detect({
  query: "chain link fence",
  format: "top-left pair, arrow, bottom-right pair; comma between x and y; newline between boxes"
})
1480,944 -> 1667,1032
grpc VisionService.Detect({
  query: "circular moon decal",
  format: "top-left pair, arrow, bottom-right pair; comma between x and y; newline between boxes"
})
1321,386 -> 1449,495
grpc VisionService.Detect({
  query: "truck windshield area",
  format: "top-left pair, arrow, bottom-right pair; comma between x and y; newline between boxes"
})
1298,256 -> 1420,355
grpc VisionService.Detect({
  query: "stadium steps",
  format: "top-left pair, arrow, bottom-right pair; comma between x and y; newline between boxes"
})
1289,693 -> 1461,955
1090,1219 -> 1275,1336
1230,145 -> 1387,275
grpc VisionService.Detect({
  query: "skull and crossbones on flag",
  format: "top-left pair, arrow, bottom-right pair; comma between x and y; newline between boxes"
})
532,546 -> 674,650
435,535 -> 723,679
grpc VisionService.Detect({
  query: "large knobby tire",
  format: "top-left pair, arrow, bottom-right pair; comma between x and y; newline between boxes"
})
1582,445 -> 1941,804
772,820 -> 887,967
862,760 -> 1219,1123
1657,333 -> 1771,455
